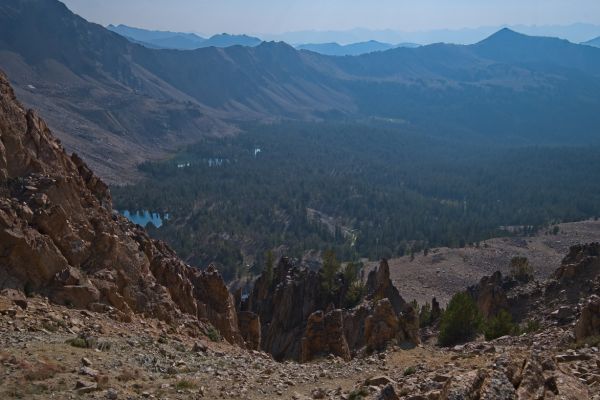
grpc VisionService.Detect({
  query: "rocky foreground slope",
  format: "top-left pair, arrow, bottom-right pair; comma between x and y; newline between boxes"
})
1,68 -> 600,399
1,245 -> 600,399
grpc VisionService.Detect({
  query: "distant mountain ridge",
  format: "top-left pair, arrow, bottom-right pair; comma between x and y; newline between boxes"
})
296,40 -> 419,56
109,24 -> 418,55
107,24 -> 262,49
583,36 -> 600,48
263,23 -> 600,45
2,0 -> 600,182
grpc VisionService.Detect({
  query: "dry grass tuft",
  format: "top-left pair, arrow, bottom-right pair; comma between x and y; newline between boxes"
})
19,359 -> 64,381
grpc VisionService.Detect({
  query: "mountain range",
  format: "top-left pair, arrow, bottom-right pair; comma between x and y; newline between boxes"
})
107,24 -> 262,50
108,24 -> 418,56
296,40 -> 419,56
2,0 -> 600,182
261,23 -> 600,45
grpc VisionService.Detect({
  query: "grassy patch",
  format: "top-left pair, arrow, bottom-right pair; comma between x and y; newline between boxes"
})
65,336 -> 111,351
348,387 -> 369,400
522,319 -> 541,334
205,325 -> 221,342
66,337 -> 88,348
20,360 -> 64,381
175,379 -> 197,390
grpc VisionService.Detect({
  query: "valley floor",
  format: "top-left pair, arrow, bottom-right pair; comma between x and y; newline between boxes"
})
376,219 -> 600,305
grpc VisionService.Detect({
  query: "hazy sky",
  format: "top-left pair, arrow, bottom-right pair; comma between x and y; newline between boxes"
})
62,0 -> 600,36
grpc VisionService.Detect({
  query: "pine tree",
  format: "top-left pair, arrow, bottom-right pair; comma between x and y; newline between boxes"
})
321,249 -> 340,296
264,250 -> 274,285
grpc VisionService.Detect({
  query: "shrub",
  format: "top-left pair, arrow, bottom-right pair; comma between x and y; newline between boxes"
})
522,319 -> 541,334
510,256 -> 534,282
175,379 -> 197,390
348,388 -> 369,400
66,337 -> 88,348
21,360 -> 64,381
419,302 -> 432,327
320,249 -> 341,296
344,280 -> 364,308
205,325 -> 221,342
484,309 -> 518,340
403,366 -> 416,376
264,250 -> 274,285
438,292 -> 482,346
65,336 -> 111,351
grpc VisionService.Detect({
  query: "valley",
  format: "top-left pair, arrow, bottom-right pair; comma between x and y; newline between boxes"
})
112,121 -> 600,282
2,1 -> 600,399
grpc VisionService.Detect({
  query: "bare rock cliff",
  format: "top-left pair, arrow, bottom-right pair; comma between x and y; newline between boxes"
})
241,257 -> 419,361
0,70 -> 242,344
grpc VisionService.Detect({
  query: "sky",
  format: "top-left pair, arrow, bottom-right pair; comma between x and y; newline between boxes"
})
61,0 -> 600,36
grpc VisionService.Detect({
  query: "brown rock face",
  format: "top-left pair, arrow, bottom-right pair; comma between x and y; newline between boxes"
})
365,259 -> 405,315
0,70 -> 242,344
467,271 -> 510,318
238,311 -> 261,350
554,243 -> 600,282
245,257 -> 322,360
244,257 -> 418,361
575,294 -> 600,342
300,309 -> 351,362
364,299 -> 400,352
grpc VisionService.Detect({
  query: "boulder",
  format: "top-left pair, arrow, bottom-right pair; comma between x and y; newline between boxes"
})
575,294 -> 600,342
366,376 -> 396,387
440,369 -> 487,400
0,288 -> 27,309
479,370 -> 516,400
378,384 -> 400,400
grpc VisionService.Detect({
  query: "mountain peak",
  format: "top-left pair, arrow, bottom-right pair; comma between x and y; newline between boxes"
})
479,27 -> 526,44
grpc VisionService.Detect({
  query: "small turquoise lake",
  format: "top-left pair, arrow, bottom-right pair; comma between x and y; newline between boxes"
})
121,210 -> 170,228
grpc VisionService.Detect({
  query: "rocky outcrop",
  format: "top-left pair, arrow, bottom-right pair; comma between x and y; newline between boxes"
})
365,259 -> 405,315
364,299 -> 401,351
245,257 -> 323,360
243,257 -> 418,361
467,271 -> 512,318
575,294 -> 600,342
435,352 -> 592,400
554,243 -> 600,282
300,309 -> 350,362
0,70 -> 242,344
431,297 -> 442,322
